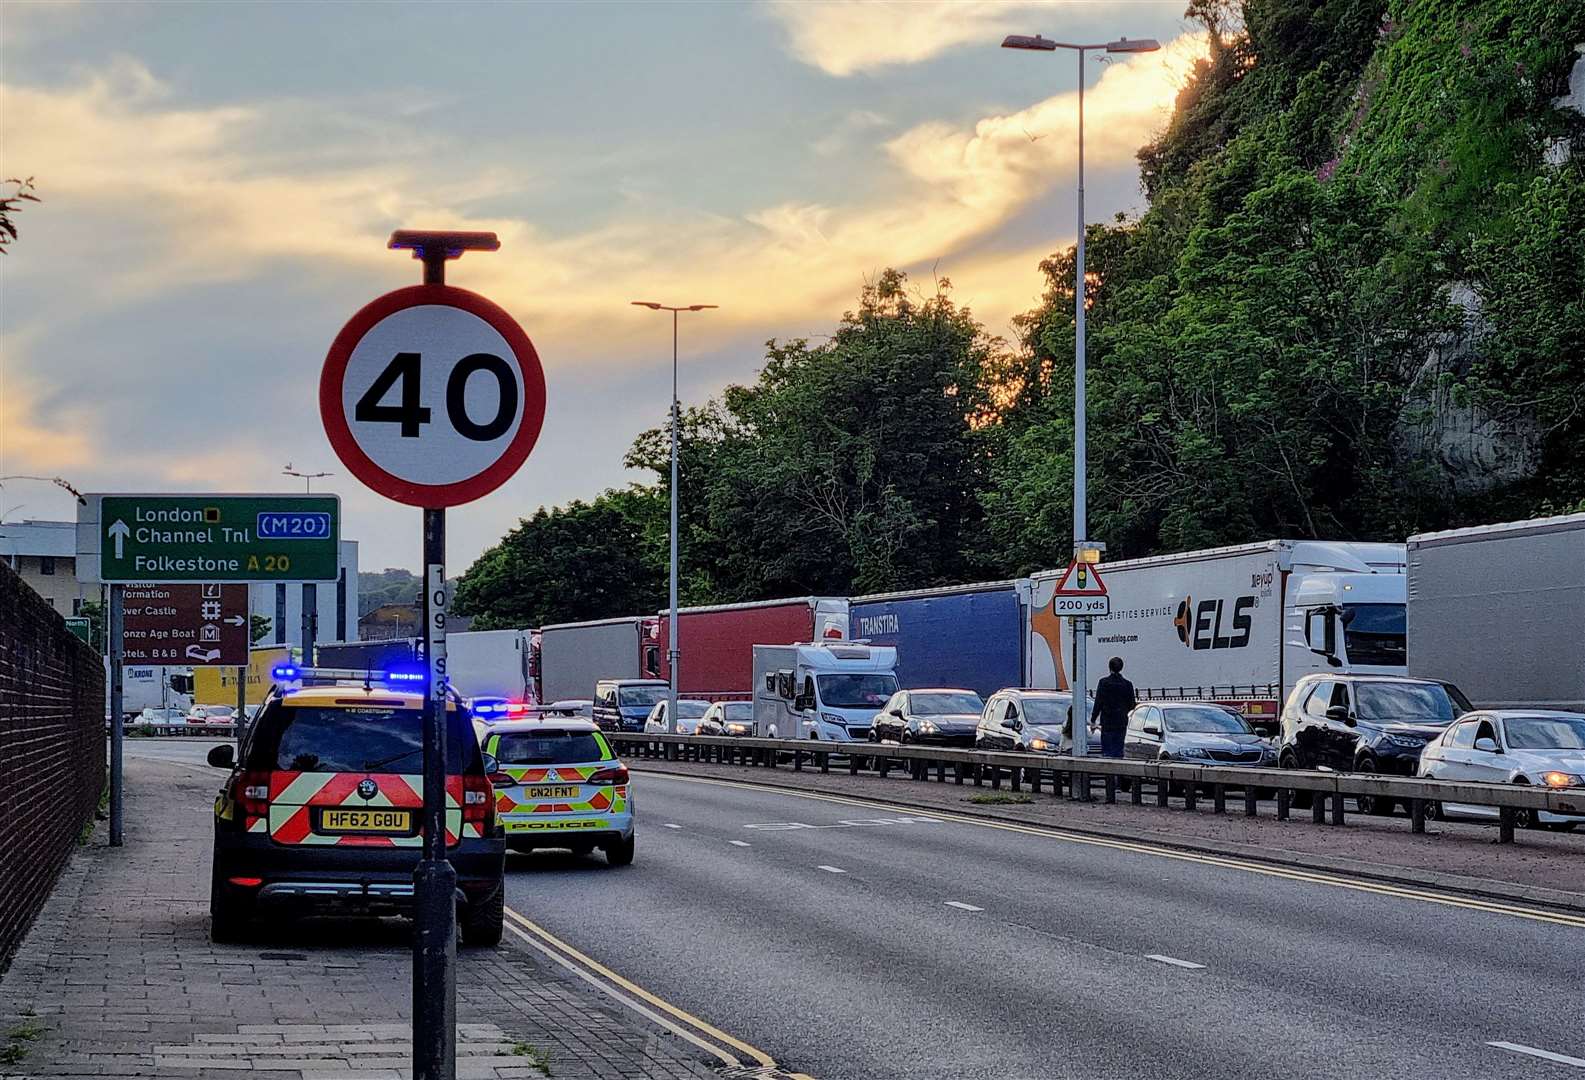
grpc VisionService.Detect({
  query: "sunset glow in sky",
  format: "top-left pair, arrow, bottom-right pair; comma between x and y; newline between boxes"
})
2,1 -> 1206,570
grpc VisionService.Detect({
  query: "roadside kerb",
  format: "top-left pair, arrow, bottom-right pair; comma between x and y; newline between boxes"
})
607,733 -> 1582,845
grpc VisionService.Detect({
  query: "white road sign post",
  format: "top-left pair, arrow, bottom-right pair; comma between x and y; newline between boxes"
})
320,230 -> 545,1080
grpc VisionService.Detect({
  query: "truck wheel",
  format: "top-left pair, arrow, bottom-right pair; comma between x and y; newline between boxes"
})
1354,759 -> 1394,816
1279,754 -> 1312,810
604,835 -> 636,867
460,885 -> 504,947
209,867 -> 251,944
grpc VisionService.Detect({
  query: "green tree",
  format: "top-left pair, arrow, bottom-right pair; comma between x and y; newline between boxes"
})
453,486 -> 665,629
250,615 -> 272,645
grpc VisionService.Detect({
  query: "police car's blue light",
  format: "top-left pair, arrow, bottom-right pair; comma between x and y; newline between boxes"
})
272,664 -> 301,681
385,668 -> 426,684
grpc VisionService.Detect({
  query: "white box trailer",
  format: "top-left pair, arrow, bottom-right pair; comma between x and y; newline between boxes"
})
1407,513 -> 1585,711
1026,540 -> 1407,731
753,642 -> 899,742
539,616 -> 655,704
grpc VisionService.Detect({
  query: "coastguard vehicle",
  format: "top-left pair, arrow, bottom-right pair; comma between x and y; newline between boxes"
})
206,665 -> 506,944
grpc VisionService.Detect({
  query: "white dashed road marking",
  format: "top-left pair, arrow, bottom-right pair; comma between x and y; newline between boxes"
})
1488,1042 -> 1585,1068
1144,954 -> 1206,970
729,840 -> 751,847
663,823 -> 682,829
817,865 -> 847,874
944,901 -> 984,912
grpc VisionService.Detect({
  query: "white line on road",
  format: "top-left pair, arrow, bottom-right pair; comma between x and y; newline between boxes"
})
1488,1042 -> 1585,1068
728,840 -> 751,847
662,823 -> 682,829
816,865 -> 847,874
944,901 -> 983,912
1144,954 -> 1206,970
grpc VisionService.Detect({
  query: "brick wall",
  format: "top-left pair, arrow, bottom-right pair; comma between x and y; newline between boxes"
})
0,560 -> 106,972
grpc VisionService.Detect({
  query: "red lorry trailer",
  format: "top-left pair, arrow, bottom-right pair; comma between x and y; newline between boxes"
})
654,597 -> 850,699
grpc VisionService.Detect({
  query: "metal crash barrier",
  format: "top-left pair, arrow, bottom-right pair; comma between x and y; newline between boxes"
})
606,732 -> 1585,846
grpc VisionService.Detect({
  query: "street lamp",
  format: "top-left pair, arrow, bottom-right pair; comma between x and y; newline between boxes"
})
631,301 -> 718,735
1002,32 -> 1159,759
282,463 -> 333,492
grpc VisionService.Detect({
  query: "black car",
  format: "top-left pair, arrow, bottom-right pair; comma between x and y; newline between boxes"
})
698,700 -> 754,737
870,688 -> 986,747
1278,674 -> 1471,815
207,679 -> 506,944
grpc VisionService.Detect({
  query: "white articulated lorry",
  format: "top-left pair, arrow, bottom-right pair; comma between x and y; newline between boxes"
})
538,616 -> 658,704
753,641 -> 899,742
1026,540 -> 1407,732
1407,513 -> 1585,712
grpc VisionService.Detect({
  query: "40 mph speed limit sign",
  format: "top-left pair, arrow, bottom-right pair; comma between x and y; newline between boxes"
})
319,285 -> 546,506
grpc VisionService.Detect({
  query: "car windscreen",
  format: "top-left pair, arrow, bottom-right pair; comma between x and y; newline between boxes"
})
723,702 -> 753,720
1020,697 -> 1074,725
1164,707 -> 1251,734
618,686 -> 667,708
1504,716 -> 1585,750
204,705 -> 236,717
911,692 -> 985,716
1341,603 -> 1406,666
818,674 -> 899,709
262,706 -> 472,772
493,730 -> 610,765
678,701 -> 710,719
1353,683 -> 1463,724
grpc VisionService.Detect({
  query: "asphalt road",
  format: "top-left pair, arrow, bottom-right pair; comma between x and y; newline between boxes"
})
504,771 -> 1585,1080
125,739 -> 1585,1080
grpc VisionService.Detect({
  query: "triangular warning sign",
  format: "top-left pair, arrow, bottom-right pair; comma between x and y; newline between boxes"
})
1052,559 -> 1107,597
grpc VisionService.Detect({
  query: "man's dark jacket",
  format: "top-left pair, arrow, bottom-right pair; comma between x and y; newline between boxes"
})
1090,672 -> 1137,731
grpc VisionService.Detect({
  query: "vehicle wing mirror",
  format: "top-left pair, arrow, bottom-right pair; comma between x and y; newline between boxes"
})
1001,718 -> 1021,730
1474,737 -> 1499,753
206,743 -> 235,769
1325,705 -> 1352,724
889,707 -> 904,718
794,694 -> 813,712
1142,724 -> 1161,737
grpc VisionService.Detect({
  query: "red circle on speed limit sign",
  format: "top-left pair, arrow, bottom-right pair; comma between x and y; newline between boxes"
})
319,285 -> 546,507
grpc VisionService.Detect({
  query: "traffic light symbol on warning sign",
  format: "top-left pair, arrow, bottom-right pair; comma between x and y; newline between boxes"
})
1051,558 -> 1110,616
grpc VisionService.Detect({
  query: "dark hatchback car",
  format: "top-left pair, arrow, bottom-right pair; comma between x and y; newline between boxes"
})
207,681 -> 506,944
1278,673 -> 1471,814
870,689 -> 986,747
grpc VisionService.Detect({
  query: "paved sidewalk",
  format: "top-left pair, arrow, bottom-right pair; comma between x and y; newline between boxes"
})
630,757 -> 1585,911
0,756 -> 720,1080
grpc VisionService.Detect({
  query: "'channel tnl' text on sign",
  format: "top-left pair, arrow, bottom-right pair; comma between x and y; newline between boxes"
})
77,494 -> 341,584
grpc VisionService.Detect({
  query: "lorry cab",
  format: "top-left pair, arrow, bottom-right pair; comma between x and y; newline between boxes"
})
1283,541 -> 1407,690
752,642 -> 899,741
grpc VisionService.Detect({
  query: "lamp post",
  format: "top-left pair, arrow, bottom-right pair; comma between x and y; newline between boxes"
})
630,301 -> 717,734
1002,33 -> 1158,757
282,463 -> 333,493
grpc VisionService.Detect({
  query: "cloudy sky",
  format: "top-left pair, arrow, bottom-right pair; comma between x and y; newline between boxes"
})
2,0 -> 1204,573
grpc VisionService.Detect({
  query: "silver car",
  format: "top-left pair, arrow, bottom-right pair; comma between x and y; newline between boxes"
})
1124,703 -> 1277,766
1417,710 -> 1585,831
975,689 -> 1100,755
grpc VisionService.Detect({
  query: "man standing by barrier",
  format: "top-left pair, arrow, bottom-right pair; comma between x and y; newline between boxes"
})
1090,656 -> 1136,758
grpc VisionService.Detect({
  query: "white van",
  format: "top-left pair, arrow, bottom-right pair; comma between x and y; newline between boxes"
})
753,642 -> 899,742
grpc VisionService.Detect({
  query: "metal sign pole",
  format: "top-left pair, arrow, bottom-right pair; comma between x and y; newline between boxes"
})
412,249 -> 456,1080
108,583 -> 125,846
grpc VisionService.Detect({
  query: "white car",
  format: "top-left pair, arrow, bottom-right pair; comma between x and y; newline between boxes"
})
644,698 -> 711,735
1417,709 -> 1585,831
185,704 -> 236,725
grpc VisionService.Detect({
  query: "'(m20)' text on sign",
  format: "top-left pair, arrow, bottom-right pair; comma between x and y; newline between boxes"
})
78,494 -> 341,584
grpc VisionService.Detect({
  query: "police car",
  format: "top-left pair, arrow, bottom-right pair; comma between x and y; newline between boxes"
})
206,666 -> 506,944
479,719 -> 635,865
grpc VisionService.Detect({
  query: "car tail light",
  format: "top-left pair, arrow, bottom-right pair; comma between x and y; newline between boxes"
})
235,771 -> 270,817
488,768 -> 515,788
462,773 -> 493,830
227,876 -> 263,888
589,766 -> 629,786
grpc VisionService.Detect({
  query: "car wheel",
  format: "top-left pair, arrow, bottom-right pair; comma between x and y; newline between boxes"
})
604,835 -> 636,867
209,866 -> 251,944
460,884 -> 504,948
1426,800 -> 1444,822
1279,754 -> 1312,809
1513,806 -> 1542,831
1354,759 -> 1394,816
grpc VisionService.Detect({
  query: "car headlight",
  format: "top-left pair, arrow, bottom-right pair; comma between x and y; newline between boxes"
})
1541,771 -> 1583,789
726,723 -> 749,734
820,713 -> 848,728
1027,738 -> 1050,751
917,720 -> 939,734
1384,733 -> 1425,749
1178,746 -> 1209,759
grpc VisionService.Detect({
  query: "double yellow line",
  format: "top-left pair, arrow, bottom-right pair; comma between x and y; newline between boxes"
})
502,906 -> 816,1079
647,771 -> 1585,929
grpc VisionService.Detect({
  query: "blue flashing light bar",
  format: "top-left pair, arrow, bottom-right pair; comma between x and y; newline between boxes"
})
385,667 -> 427,684
272,663 -> 301,681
